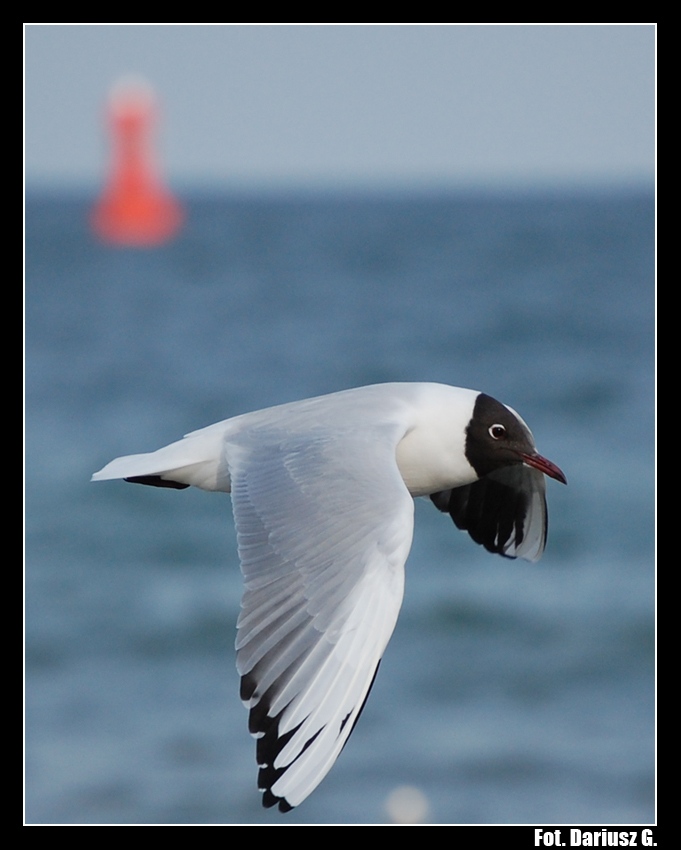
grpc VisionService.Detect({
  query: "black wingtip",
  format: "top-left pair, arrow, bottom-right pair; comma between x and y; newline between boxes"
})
124,475 -> 189,490
261,788 -> 294,812
430,472 -> 538,559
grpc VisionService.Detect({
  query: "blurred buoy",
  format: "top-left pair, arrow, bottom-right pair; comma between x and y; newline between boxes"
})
384,784 -> 430,824
91,76 -> 184,246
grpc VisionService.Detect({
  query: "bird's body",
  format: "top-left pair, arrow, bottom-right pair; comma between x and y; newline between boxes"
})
92,382 -> 565,812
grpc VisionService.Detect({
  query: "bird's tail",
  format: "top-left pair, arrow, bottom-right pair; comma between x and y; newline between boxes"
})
91,429 -> 231,492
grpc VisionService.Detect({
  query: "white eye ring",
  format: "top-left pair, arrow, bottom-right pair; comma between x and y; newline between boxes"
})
489,424 -> 506,440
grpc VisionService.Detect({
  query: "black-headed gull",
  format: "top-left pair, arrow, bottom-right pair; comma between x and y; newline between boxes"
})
92,382 -> 566,812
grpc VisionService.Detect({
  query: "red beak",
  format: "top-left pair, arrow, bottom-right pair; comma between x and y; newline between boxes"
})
519,452 -> 567,485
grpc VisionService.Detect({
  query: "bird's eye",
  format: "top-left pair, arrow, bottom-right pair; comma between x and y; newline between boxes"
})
489,424 -> 506,440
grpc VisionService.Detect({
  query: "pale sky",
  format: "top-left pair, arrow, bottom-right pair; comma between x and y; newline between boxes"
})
24,24 -> 655,191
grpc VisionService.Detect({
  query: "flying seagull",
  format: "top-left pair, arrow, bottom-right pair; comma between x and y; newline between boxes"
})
92,382 -> 566,812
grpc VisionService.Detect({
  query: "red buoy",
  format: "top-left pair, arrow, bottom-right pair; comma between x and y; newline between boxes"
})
91,77 -> 184,246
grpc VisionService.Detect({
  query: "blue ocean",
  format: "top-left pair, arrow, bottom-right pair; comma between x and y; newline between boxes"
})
25,188 -> 655,825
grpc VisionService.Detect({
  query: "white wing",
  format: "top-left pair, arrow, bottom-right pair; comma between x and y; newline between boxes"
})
227,424 -> 414,811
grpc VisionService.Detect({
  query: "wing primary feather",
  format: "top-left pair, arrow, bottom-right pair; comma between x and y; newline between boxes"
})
339,658 -> 381,744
